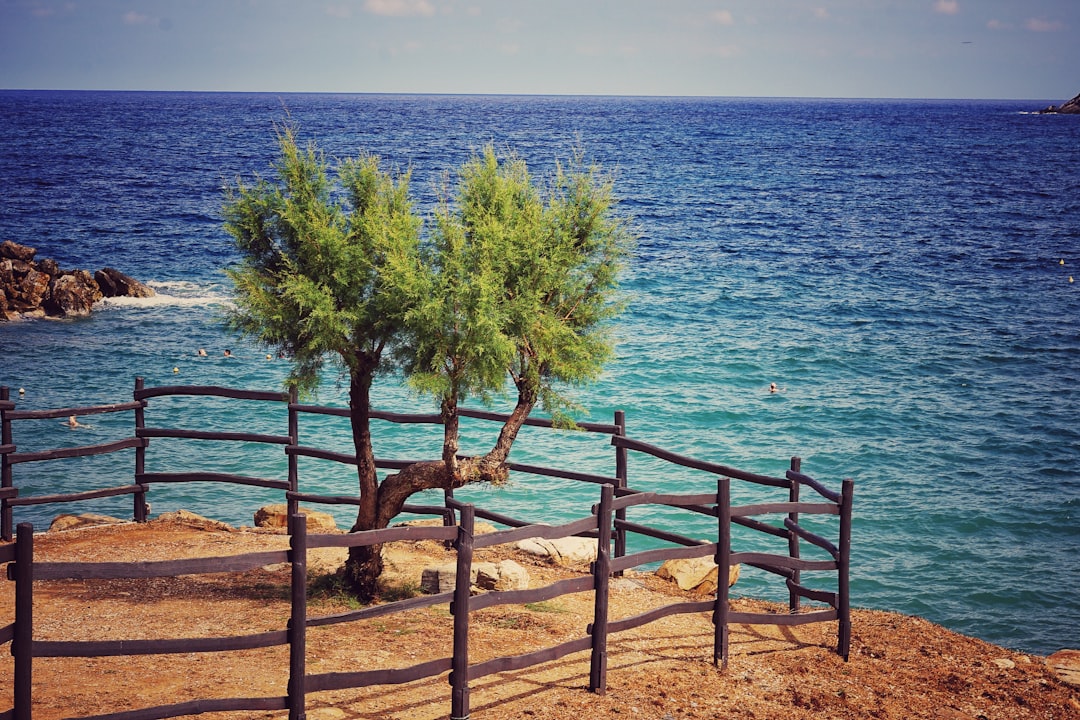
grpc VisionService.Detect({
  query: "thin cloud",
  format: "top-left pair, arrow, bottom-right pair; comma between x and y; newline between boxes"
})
711,10 -> 735,26
933,0 -> 959,16
1025,17 -> 1064,32
986,19 -> 1010,30
813,8 -> 829,20
364,0 -> 436,18
122,11 -> 153,26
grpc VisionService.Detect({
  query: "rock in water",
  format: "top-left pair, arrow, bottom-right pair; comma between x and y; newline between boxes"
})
1,241 -> 155,320
94,267 -> 156,298
1037,92 -> 1080,115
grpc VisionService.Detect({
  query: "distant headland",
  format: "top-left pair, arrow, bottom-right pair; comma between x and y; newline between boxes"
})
1037,92 -> 1080,114
0,240 -> 155,321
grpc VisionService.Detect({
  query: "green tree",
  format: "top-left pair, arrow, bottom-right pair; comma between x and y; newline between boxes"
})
377,145 -> 632,515
225,131 -> 631,601
223,125 -> 420,601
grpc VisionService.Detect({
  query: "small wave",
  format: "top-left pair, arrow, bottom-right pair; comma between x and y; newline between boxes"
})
97,293 -> 233,310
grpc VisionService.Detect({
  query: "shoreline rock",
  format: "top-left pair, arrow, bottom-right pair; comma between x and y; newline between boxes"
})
0,240 -> 155,321
1037,91 -> 1080,115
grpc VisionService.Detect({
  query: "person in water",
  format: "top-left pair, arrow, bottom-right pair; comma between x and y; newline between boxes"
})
66,416 -> 81,428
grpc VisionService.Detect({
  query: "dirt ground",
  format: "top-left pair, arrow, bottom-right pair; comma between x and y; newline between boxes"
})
2,515 -> 1078,720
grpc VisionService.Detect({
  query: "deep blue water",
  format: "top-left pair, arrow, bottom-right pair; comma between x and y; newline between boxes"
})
1,91 -> 1078,656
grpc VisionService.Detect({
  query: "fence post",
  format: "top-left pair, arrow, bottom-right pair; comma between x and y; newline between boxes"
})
288,513 -> 308,720
613,410 -> 627,571
837,479 -> 854,661
450,504 -> 474,720
13,522 -> 34,720
589,484 -> 613,694
1,386 -> 13,541
134,377 -> 148,523
287,386 -> 299,532
714,476 -> 731,669
787,456 -> 801,613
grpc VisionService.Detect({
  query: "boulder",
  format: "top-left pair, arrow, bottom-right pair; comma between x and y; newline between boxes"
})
15,268 -> 50,310
45,271 -> 102,317
1046,649 -> 1080,687
1038,92 -> 1080,115
656,557 -> 740,593
421,559 -> 530,594
155,510 -> 233,532
515,536 -> 597,566
49,513 -> 126,532
254,504 -> 338,533
0,242 -> 154,320
95,267 -> 155,298
0,240 -> 36,263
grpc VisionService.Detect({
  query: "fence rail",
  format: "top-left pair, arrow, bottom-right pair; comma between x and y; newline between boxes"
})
0,381 -> 852,719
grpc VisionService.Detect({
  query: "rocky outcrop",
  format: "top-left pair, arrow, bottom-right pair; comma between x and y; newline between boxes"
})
0,240 -> 155,321
254,503 -> 339,533
1037,92 -> 1080,115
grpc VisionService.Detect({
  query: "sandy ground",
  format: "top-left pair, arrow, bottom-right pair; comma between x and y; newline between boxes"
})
2,515 -> 1078,720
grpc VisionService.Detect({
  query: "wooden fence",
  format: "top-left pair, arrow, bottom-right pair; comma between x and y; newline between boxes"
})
0,381 -> 852,720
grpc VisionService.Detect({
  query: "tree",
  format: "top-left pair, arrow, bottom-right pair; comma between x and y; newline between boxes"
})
224,125 -> 420,601
225,131 -> 632,601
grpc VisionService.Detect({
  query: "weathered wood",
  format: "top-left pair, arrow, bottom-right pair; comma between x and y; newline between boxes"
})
473,515 -> 598,549
729,551 -> 837,573
605,599 -> 716,636
0,486 -> 17,500
733,501 -> 839,517
506,460 -> 618,486
727,609 -> 838,626
786,468 -> 842,503
137,472 -> 290,491
8,436 -> 145,464
303,524 -> 458,550
137,427 -> 292,445
611,435 -> 789,487
716,476 -> 730,668
732,514 -> 789,538
307,657 -> 454,693
5,400 -> 143,422
786,580 -> 837,605
8,484 -> 146,507
468,576 -> 594,612
0,621 -> 13,646
134,385 -> 288,402
783,516 -> 839,558
288,514 -> 307,720
450,505 -> 474,720
68,695 -> 289,720
13,523 -> 32,720
307,591 -> 453,629
590,484 -> 613,694
609,541 -> 717,575
612,518 -> 707,552
469,636 -> 594,681
838,478 -> 854,660
31,550 -> 289,581
33,630 -> 289,658
134,378 -> 148,525
608,490 -> 719,512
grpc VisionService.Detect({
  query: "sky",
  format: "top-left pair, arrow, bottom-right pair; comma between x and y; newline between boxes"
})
1,0 -> 1076,99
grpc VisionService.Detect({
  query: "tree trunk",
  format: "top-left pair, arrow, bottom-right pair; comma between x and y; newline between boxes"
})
343,366 -> 384,603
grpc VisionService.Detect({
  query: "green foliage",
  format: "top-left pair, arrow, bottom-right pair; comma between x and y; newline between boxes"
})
223,124 -> 421,397
399,144 -> 633,419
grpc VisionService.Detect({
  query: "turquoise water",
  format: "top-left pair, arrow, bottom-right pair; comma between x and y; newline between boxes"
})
1,92 -> 1078,655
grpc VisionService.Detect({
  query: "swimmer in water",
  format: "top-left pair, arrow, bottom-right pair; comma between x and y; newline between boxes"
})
66,416 -> 81,428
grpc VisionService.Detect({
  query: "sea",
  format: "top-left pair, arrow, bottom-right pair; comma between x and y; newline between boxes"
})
0,91 -> 1077,657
